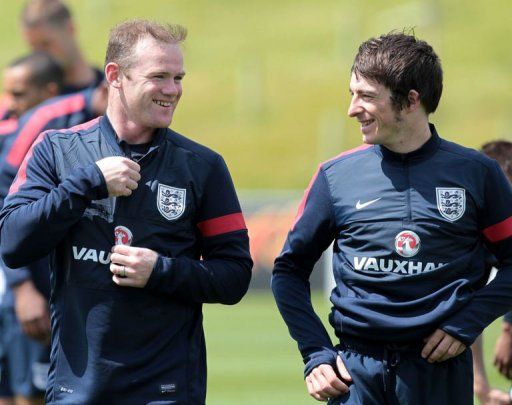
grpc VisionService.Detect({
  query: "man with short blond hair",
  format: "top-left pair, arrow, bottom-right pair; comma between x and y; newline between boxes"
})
0,19 -> 251,404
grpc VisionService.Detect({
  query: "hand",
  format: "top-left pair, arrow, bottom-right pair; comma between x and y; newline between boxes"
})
95,156 -> 141,197
13,279 -> 50,343
305,356 -> 351,402
421,329 -> 466,362
494,322 -> 512,379
476,387 -> 511,405
110,245 -> 158,288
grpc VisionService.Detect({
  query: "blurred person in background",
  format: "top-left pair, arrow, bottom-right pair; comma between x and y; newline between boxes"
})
0,51 -> 63,405
471,140 -> 512,405
0,19 -> 252,404
20,0 -> 103,94
273,32 -> 512,404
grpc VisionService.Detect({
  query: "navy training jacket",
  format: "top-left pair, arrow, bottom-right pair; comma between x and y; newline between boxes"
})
272,124 -> 512,376
0,115 -> 252,404
0,87 -> 99,301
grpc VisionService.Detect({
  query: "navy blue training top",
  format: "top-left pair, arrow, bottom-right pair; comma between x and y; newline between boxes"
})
272,124 -> 512,376
0,116 -> 252,403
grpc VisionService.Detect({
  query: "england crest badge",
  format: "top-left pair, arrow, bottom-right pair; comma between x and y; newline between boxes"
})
157,184 -> 186,220
436,187 -> 465,222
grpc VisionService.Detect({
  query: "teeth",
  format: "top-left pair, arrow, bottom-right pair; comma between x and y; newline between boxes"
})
154,100 -> 172,107
360,119 -> 374,126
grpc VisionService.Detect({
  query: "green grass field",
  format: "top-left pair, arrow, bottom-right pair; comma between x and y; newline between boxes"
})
204,291 -> 510,404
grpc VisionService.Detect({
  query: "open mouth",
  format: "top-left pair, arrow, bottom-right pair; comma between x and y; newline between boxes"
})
360,119 -> 375,128
153,100 -> 172,107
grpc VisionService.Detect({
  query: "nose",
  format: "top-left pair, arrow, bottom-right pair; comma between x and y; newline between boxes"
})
347,95 -> 362,117
162,79 -> 180,97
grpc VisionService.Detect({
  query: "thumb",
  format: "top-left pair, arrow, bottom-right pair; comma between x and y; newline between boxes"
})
336,355 -> 352,381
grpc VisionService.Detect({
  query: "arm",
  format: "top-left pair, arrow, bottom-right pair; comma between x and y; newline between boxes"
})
271,168 -> 346,369
130,155 -> 252,305
0,133 -> 108,268
494,319 -> 512,379
440,161 -> 512,346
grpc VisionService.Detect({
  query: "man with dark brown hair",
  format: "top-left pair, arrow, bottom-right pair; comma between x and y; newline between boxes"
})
0,19 -> 251,404
273,32 -> 512,404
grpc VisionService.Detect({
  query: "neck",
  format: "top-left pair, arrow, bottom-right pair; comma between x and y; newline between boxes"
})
384,117 -> 432,154
106,104 -> 155,145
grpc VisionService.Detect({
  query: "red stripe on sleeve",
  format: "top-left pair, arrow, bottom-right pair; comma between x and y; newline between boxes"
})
197,213 -> 247,237
9,132 -> 47,195
483,216 -> 512,243
6,94 -> 86,168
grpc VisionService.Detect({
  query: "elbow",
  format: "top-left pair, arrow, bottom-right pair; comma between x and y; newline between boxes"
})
222,262 -> 252,305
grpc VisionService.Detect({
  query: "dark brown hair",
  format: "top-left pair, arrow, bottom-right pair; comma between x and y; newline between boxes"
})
21,0 -> 71,28
352,31 -> 443,114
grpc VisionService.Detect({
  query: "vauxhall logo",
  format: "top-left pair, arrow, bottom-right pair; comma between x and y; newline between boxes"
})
72,246 -> 111,264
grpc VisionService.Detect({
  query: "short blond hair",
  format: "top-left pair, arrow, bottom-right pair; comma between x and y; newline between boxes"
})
105,19 -> 187,70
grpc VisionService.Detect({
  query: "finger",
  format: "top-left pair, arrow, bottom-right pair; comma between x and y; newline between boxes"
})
111,244 -> 138,255
127,169 -> 141,182
110,252 -> 137,267
112,274 -> 138,287
320,363 -> 348,394
123,159 -> 141,172
307,374 -> 329,402
126,179 -> 139,191
437,340 -> 461,362
337,356 -> 352,382
422,329 -> 444,359
315,372 -> 343,398
427,336 -> 451,363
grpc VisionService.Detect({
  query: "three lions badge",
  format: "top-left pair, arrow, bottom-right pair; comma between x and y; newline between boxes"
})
157,184 -> 186,220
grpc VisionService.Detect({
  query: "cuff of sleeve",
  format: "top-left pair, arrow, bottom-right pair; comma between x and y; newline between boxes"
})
303,347 -> 338,378
89,164 -> 109,199
145,255 -> 171,291
4,268 -> 30,288
439,326 -> 475,347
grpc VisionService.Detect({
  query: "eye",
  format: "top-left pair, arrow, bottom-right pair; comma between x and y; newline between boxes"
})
174,75 -> 183,82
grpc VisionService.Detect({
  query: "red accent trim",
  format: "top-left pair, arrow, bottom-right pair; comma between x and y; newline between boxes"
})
6,94 -> 86,168
0,118 -> 18,135
197,213 -> 247,237
65,116 -> 100,133
292,144 -> 372,230
483,216 -> 512,243
9,132 -> 47,195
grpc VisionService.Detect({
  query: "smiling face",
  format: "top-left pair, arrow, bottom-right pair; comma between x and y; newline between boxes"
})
347,72 -> 406,149
111,36 -> 185,140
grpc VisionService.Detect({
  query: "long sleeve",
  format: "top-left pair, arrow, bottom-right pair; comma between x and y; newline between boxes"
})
0,133 -> 108,268
271,167 -> 338,377
145,155 -> 252,305
441,160 -> 512,345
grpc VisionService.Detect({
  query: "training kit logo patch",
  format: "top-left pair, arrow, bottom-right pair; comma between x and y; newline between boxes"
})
436,187 -> 465,222
395,230 -> 420,258
114,225 -> 133,246
157,184 -> 186,220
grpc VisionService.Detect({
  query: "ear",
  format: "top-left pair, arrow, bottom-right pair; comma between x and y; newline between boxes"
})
407,90 -> 421,112
105,63 -> 123,89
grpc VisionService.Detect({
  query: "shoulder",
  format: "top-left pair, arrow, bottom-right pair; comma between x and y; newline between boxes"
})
164,128 -> 222,166
320,144 -> 374,172
438,138 -> 496,171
